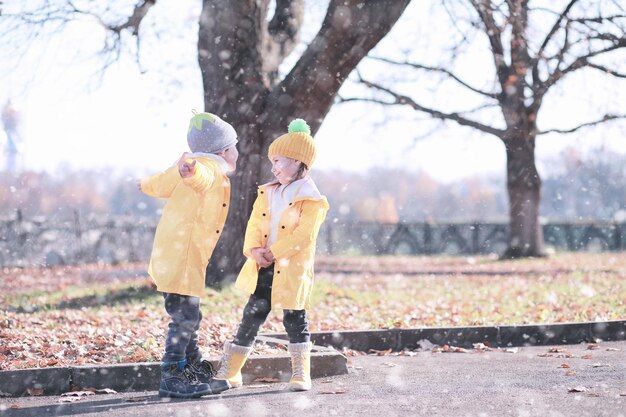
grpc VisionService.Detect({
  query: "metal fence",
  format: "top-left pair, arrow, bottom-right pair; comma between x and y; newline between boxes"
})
0,211 -> 624,267
317,221 -> 625,256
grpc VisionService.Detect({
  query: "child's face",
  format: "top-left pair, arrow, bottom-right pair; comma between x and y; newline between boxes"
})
219,145 -> 239,171
270,155 -> 301,185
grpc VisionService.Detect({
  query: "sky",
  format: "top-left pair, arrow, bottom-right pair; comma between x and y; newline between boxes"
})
1,0 -> 625,183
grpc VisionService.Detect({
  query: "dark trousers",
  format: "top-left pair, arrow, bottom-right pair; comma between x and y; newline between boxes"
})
233,265 -> 310,347
162,293 -> 202,363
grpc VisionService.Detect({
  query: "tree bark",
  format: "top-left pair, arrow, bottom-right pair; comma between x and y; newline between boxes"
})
200,0 -> 411,286
502,133 -> 545,258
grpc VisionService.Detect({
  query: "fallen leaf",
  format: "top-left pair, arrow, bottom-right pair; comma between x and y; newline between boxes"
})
537,353 -> 554,357
10,404 -> 20,409
549,347 -> 567,353
605,348 -> 620,352
568,386 -> 588,393
95,388 -> 117,394
26,388 -> 43,396
61,391 -> 94,397
319,390 -> 348,394
472,343 -> 490,351
126,396 -> 151,402
369,348 -> 392,356
556,353 -> 574,358
253,377 -> 279,383
586,344 -> 600,350
58,396 -> 84,403
587,393 -> 601,397
580,354 -> 593,359
565,371 -> 577,376
559,363 -> 570,368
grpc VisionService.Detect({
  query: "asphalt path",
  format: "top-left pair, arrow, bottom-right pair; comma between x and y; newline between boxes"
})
1,341 -> 625,417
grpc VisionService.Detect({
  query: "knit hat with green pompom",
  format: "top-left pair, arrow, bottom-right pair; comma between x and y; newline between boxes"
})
268,118 -> 317,168
187,110 -> 238,154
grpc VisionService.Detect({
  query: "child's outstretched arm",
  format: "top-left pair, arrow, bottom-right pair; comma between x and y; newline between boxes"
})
269,200 -> 328,261
178,152 -> 216,193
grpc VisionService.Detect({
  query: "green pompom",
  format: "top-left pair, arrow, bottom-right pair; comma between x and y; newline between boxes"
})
288,118 -> 311,135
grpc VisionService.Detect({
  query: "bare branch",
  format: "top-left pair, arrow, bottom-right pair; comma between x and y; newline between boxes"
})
337,96 -> 396,106
535,0 -> 580,60
570,15 -> 626,24
368,56 -> 499,99
265,0 -> 411,133
108,0 -> 156,36
469,0 -> 509,86
357,77 -> 506,139
543,39 -> 626,90
587,62 -> 626,78
263,0 -> 305,83
539,114 -> 626,135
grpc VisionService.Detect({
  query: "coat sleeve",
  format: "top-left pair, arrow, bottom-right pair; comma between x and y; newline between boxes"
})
242,194 -> 264,258
182,160 -> 216,193
270,200 -> 328,261
140,165 -> 181,198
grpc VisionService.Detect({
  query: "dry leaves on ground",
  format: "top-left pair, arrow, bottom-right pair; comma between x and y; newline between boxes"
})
1,253 -> 624,371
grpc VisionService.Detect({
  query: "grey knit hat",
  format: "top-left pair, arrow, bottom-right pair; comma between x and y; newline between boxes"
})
187,111 -> 238,154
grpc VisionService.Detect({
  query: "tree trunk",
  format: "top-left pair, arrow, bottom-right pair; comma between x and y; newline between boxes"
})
502,134 -> 545,258
199,0 -> 411,286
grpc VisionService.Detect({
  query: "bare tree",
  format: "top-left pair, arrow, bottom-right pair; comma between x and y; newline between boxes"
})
351,0 -> 626,258
1,0 -> 411,283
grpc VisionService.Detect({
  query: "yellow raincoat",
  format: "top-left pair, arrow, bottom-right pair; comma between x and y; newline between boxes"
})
235,184 -> 329,310
141,156 -> 230,297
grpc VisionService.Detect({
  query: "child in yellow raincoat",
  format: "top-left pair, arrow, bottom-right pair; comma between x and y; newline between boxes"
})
139,111 -> 238,398
209,118 -> 329,393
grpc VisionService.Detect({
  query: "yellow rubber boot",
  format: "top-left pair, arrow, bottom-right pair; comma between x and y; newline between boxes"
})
213,342 -> 252,389
288,342 -> 312,391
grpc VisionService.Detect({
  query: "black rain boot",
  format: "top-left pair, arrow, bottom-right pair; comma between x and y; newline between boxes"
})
159,359 -> 211,398
187,358 -> 230,394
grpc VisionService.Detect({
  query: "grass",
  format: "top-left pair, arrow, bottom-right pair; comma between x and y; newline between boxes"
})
0,252 -> 624,370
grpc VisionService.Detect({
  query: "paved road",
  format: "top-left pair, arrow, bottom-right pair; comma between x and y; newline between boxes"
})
1,341 -> 625,417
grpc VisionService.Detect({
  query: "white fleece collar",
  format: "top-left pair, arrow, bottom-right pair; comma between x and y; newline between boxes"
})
188,152 -> 232,173
266,175 -> 322,202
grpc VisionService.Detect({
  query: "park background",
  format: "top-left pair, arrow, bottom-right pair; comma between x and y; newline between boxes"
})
0,0 -> 625,371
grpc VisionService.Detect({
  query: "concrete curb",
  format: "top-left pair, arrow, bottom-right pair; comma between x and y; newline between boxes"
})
0,352 -> 347,398
266,320 -> 626,352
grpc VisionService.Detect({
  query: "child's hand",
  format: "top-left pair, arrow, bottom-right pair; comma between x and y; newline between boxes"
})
178,153 -> 197,178
263,250 -> 275,263
251,247 -> 273,268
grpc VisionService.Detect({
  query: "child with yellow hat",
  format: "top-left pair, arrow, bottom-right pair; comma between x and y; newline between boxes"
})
209,118 -> 329,393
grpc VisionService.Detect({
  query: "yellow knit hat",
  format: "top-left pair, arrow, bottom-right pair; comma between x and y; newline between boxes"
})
268,119 -> 317,168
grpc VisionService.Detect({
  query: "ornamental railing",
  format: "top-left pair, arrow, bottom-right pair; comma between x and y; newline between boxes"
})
0,211 -> 623,267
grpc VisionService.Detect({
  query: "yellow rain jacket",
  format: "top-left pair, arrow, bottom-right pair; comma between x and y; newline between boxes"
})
235,182 -> 329,310
141,155 -> 231,297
